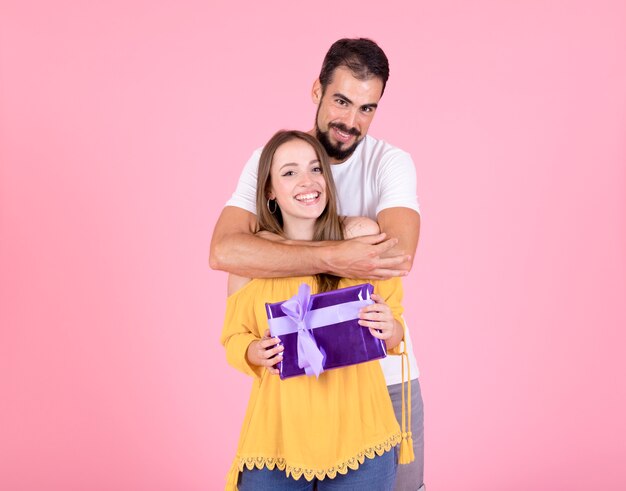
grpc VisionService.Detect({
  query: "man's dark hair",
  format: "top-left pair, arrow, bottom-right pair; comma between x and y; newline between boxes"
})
318,38 -> 390,96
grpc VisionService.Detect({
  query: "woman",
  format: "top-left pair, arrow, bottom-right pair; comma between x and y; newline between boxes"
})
221,130 -> 412,490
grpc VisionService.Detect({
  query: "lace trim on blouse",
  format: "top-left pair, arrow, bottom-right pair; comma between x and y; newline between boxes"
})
228,432 -> 401,485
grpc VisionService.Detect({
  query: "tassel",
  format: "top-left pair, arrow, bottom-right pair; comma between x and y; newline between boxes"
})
399,432 -> 415,464
398,329 -> 415,464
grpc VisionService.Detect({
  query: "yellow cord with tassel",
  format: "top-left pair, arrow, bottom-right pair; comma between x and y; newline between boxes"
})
398,332 -> 415,464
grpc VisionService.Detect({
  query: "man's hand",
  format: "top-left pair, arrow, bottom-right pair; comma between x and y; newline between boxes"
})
246,330 -> 284,375
323,233 -> 411,280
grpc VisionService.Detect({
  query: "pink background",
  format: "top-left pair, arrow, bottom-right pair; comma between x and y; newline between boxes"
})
1,1 -> 625,490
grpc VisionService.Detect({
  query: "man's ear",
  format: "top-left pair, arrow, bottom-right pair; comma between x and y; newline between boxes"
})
311,79 -> 322,104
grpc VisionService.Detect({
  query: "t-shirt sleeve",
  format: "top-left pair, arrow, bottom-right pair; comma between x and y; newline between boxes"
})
220,286 -> 265,379
375,149 -> 421,216
224,148 -> 262,215
374,277 -> 407,356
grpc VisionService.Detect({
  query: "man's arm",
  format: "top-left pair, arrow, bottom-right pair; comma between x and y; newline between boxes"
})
209,206 -> 410,279
377,207 -> 421,271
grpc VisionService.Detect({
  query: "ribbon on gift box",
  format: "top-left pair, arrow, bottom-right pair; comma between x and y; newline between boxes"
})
268,283 -> 375,377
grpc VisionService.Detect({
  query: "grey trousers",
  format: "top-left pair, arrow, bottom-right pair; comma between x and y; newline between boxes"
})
388,378 -> 425,491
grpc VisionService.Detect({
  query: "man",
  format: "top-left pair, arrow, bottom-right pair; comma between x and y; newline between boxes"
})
210,38 -> 425,491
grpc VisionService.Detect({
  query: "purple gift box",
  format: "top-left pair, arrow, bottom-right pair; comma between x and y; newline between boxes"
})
265,282 -> 387,379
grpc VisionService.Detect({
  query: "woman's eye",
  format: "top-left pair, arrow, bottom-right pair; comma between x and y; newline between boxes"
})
312,167 -> 323,173
282,171 -> 295,177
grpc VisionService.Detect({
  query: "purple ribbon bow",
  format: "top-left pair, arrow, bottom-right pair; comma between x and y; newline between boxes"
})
280,283 -> 326,377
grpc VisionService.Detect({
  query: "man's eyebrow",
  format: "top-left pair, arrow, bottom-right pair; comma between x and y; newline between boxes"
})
333,92 -> 378,110
333,92 -> 353,105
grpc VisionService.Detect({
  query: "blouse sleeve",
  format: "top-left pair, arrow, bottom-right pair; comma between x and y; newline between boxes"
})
374,277 -> 406,356
220,287 -> 265,379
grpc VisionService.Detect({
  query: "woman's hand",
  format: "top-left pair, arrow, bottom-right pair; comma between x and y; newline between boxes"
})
246,329 -> 284,375
358,294 -> 403,349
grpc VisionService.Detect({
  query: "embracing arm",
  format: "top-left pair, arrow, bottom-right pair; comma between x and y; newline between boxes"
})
209,206 -> 410,279
377,207 -> 420,271
210,207 -> 319,277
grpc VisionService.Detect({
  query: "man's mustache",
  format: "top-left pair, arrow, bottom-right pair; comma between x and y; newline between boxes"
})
329,123 -> 361,138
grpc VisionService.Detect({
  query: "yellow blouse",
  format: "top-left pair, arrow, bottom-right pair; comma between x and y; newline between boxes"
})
221,277 -> 407,489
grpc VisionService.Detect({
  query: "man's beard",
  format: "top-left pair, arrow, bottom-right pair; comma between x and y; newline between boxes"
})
315,121 -> 362,162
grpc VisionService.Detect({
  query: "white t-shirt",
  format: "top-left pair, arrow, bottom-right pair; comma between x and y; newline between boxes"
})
226,134 -> 421,385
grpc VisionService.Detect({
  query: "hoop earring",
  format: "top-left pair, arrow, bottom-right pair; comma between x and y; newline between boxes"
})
267,198 -> 277,214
